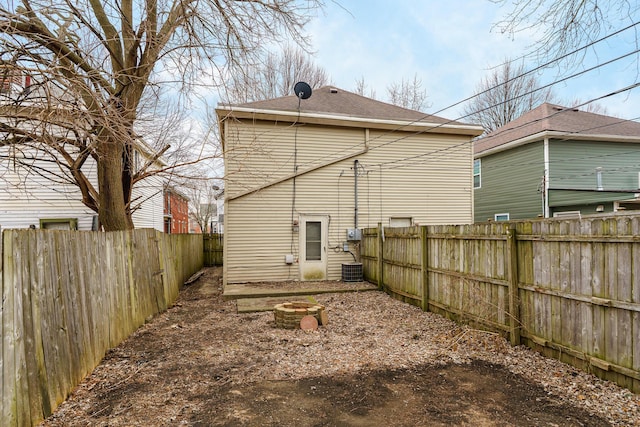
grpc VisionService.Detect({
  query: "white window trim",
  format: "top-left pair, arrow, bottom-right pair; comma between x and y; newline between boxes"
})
494,213 -> 509,221
473,159 -> 481,189
553,211 -> 581,219
389,217 -> 413,227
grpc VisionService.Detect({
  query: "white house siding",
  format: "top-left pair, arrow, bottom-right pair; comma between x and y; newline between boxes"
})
0,147 -> 164,231
1,78 -> 165,231
0,152 -> 98,230
130,173 -> 164,231
223,119 -> 475,284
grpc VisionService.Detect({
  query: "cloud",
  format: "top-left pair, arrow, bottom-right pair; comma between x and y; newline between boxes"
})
305,1 -> 639,120
307,0 -> 536,118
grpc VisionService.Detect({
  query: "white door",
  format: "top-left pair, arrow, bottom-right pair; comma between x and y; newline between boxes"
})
299,215 -> 328,281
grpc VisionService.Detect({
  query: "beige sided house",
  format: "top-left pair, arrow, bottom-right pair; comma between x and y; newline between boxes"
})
217,86 -> 483,284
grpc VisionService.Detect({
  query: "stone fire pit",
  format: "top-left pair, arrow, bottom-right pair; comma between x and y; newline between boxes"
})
273,301 -> 327,329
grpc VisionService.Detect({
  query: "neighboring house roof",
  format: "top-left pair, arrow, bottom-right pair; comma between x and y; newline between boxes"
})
217,86 -> 482,136
475,103 -> 640,156
163,184 -> 189,201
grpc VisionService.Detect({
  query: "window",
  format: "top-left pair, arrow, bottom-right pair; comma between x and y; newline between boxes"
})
473,159 -> 481,188
494,213 -> 509,221
305,221 -> 321,261
133,149 -> 141,173
0,68 -> 24,94
0,78 -> 11,93
596,167 -> 603,191
40,218 -> 78,230
389,217 -> 412,227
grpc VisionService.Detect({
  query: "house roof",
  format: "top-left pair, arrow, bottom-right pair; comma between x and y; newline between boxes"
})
216,86 -> 483,136
474,103 -> 640,156
233,86 -> 453,123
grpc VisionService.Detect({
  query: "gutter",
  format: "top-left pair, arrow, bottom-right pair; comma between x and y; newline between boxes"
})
548,188 -> 640,193
476,131 -> 640,158
216,105 -> 484,136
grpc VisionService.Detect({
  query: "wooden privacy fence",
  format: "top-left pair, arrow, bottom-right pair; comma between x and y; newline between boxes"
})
203,233 -> 223,266
362,217 -> 640,393
1,229 -> 204,427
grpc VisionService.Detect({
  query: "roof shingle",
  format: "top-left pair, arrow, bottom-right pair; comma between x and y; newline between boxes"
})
228,86 -> 468,126
474,103 -> 640,154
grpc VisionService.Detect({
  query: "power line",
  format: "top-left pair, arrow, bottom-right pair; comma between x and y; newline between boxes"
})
437,21 -> 640,115
472,84 -> 640,149
220,24 -> 640,200
474,115 -> 640,173
291,24 -> 640,170
221,33 -> 640,180
368,81 -> 640,171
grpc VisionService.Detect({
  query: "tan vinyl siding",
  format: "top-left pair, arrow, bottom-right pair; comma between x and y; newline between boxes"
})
224,121 -> 367,198
363,130 -> 473,225
224,119 -> 475,283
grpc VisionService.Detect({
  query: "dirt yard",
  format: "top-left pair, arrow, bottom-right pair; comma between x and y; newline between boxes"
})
41,267 -> 639,426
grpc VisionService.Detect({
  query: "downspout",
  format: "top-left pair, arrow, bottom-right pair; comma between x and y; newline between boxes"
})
354,159 -> 359,228
543,138 -> 550,218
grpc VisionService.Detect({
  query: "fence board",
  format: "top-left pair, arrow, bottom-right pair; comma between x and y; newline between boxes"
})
91,233 -> 109,365
43,232 -> 69,408
362,228 -> 379,285
11,232 -> 30,427
363,216 -> 640,393
203,233 -> 224,267
0,229 -> 203,427
26,232 -> 50,421
75,233 -> 97,381
16,231 -> 37,425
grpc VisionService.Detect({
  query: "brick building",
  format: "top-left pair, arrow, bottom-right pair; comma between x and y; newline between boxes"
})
163,186 -> 189,234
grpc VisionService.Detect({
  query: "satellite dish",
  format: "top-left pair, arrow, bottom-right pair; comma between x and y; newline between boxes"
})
294,81 -> 312,99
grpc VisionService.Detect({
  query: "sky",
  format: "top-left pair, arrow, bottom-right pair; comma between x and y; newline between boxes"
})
301,0 -> 640,121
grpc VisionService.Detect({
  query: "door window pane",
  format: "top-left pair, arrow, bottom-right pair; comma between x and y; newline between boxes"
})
305,221 -> 321,261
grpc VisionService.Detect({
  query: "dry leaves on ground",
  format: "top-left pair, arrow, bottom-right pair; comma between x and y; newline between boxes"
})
42,268 -> 640,426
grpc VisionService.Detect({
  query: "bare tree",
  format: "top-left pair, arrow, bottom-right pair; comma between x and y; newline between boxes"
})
463,59 -> 555,133
222,45 -> 330,103
352,74 -> 429,111
185,179 -> 221,233
0,0 -> 320,231
493,0 -> 638,66
354,76 -> 376,99
386,74 -> 430,111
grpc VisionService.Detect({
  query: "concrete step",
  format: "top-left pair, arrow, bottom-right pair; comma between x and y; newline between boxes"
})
223,281 -> 378,301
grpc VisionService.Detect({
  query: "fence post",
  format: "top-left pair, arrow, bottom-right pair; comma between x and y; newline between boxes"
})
377,223 -> 383,290
507,225 -> 521,346
421,226 -> 429,312
155,230 -> 170,308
